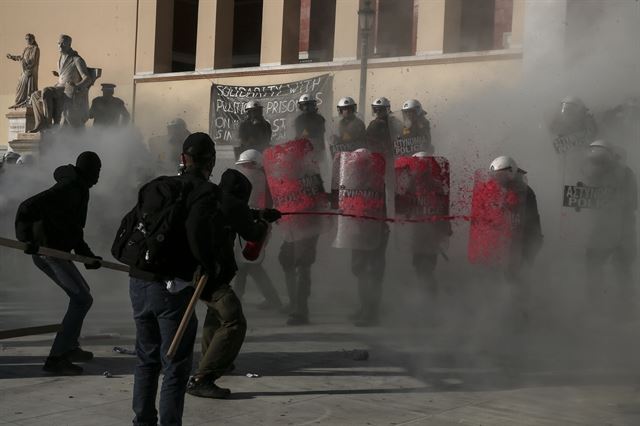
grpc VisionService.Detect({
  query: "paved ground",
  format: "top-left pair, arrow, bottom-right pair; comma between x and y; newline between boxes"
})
2,245 -> 640,425
3,286 -> 640,426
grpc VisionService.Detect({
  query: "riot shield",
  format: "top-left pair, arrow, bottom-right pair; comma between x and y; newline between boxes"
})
263,138 -> 328,242
467,170 -> 527,267
393,134 -> 432,158
332,150 -> 386,250
394,156 -> 450,254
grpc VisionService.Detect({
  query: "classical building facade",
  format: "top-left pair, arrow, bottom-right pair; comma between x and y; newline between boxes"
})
1,0 -> 635,152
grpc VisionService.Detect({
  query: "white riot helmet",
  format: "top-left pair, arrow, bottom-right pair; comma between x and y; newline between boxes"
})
236,149 -> 263,167
489,155 -> 525,180
167,117 -> 187,128
372,97 -> 391,110
337,96 -> 356,109
298,93 -> 317,112
245,100 -> 262,111
402,99 -> 423,114
298,94 -> 315,104
412,151 -> 430,158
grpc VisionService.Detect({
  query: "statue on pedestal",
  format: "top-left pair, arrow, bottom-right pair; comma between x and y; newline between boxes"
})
89,83 -> 130,127
29,34 -> 98,132
6,33 -> 40,109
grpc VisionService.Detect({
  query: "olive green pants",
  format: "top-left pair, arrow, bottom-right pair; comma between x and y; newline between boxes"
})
196,285 -> 247,379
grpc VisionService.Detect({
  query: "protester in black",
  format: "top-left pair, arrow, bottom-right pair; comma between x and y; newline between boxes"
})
127,133 -> 220,426
15,151 -> 103,375
187,168 -> 281,399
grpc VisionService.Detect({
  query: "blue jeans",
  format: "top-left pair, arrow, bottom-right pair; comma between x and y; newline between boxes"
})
129,278 -> 197,426
32,255 -> 93,357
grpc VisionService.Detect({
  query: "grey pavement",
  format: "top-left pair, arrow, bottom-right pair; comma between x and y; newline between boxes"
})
2,247 -> 640,425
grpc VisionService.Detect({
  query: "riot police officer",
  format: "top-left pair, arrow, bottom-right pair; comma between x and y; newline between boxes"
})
330,97 -> 367,156
400,99 -> 433,154
294,94 -> 326,155
237,100 -> 272,158
582,140 -> 637,317
366,97 -> 403,159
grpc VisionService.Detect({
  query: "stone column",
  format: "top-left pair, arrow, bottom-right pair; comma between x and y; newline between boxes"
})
333,0 -> 359,61
260,0 -> 286,66
134,0 -> 174,74
510,0 -> 525,49
442,0 -> 462,54
415,0 -> 446,55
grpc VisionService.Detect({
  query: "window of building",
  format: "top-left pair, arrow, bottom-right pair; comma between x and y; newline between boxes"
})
446,0 -> 514,53
297,0 -> 336,63
172,0 -> 199,72
232,0 -> 263,68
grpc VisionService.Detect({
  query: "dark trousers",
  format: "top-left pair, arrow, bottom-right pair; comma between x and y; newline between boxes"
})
586,245 -> 636,312
279,235 -> 319,318
129,278 -> 197,426
413,252 -> 439,298
32,255 -> 93,357
351,230 -> 389,318
234,263 -> 282,307
196,285 -> 247,379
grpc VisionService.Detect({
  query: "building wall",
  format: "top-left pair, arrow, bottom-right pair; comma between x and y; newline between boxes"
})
133,53 -> 523,140
1,0 -> 526,152
0,0 -> 137,147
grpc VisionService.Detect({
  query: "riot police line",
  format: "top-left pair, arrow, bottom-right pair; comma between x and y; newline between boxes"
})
3,93 -> 637,425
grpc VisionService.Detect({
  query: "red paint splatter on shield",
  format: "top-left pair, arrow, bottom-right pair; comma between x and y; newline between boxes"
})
467,170 -> 521,265
338,151 -> 386,218
394,156 -> 450,219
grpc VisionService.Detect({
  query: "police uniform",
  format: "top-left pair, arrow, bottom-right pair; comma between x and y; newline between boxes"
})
89,83 -> 130,126
295,111 -> 326,154
236,118 -> 272,158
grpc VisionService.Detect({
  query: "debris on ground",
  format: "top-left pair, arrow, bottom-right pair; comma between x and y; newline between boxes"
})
102,371 -> 113,378
245,373 -> 260,378
113,346 -> 136,355
342,349 -> 369,361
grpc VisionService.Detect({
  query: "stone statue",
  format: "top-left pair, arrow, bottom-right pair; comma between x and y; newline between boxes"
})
6,33 -> 40,109
89,83 -> 130,127
29,34 -> 97,132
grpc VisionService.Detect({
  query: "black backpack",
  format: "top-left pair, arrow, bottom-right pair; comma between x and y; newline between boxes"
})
112,176 -> 192,277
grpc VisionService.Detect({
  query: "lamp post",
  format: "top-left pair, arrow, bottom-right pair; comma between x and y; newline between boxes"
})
358,0 -> 375,119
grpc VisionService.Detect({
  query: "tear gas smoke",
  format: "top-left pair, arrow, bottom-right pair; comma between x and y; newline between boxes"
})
0,0 -> 638,395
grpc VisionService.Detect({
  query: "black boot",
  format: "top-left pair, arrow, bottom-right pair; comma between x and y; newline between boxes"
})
43,356 -> 83,375
186,376 -> 231,399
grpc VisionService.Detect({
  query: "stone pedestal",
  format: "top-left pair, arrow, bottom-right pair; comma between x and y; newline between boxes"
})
9,132 -> 41,156
6,107 -> 35,143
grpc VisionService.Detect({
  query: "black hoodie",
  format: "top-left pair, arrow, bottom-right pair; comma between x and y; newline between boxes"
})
15,165 -> 95,256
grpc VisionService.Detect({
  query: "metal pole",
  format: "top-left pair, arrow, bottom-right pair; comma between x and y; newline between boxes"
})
358,29 -> 370,120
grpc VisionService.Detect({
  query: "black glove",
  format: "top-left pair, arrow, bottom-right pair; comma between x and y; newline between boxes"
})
24,241 -> 39,255
260,208 -> 282,223
84,256 -> 102,270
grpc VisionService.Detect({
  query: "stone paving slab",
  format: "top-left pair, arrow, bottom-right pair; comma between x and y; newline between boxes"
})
3,286 -> 640,425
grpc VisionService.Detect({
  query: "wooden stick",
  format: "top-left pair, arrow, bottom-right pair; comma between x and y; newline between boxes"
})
0,324 -> 62,340
0,237 -> 129,273
167,274 -> 209,359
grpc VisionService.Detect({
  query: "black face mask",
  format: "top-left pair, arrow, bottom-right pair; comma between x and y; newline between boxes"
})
77,166 -> 100,187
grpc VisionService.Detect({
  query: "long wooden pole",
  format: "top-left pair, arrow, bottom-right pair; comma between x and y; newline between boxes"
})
0,237 -> 129,273
0,324 -> 62,340
166,274 -> 209,359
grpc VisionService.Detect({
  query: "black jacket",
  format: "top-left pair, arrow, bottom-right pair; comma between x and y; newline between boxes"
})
295,112 -> 326,152
129,170 -> 220,283
521,186 -> 543,263
15,165 -> 95,256
238,118 -> 272,152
